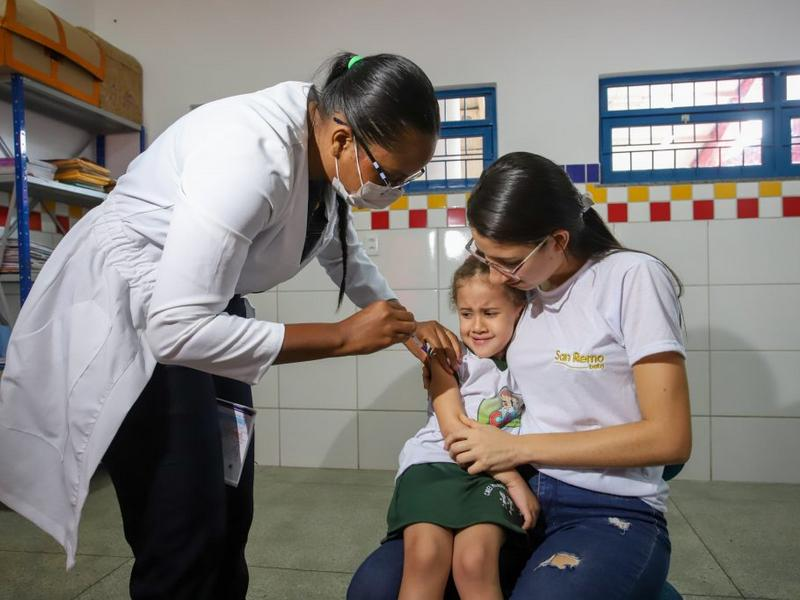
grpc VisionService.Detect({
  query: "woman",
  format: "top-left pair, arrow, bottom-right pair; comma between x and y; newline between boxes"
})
0,52 -> 456,599
348,152 -> 691,599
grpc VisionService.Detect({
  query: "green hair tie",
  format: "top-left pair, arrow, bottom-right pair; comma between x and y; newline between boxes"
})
347,55 -> 364,69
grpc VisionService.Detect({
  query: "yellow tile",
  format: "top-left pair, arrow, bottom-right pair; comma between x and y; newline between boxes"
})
586,184 -> 607,204
627,186 -> 649,202
389,195 -> 409,210
714,182 -> 736,199
68,205 -> 83,219
759,181 -> 782,197
670,185 -> 693,201
427,194 -> 447,209
43,201 -> 56,213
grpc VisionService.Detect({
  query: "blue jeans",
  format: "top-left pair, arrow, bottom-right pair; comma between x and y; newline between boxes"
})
348,471 -> 677,600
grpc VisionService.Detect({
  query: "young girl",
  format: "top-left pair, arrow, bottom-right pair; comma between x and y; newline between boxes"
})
386,257 -> 539,600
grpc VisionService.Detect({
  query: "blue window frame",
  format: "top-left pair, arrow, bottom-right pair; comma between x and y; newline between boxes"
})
599,65 -> 800,184
406,86 -> 497,193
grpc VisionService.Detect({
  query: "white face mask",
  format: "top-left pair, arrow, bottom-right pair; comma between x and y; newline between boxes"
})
332,142 -> 403,210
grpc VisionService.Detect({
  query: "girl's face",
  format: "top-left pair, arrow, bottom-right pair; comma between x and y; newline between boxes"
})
455,275 -> 524,359
470,228 -> 572,291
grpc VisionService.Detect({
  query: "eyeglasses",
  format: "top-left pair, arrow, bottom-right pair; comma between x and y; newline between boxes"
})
333,117 -> 426,188
465,236 -> 550,284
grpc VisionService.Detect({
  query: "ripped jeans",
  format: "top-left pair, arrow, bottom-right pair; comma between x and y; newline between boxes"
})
347,471 -> 672,600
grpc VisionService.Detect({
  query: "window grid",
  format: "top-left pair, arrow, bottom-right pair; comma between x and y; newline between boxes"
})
601,65 -> 800,183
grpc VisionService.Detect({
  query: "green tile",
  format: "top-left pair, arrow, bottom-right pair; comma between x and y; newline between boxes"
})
247,566 -> 351,600
0,551 -> 127,600
247,481 -> 392,572
73,560 -> 132,600
665,499 -> 740,597
256,465 -> 395,487
670,481 -> 800,600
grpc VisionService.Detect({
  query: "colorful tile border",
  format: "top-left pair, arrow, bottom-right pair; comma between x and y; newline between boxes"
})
0,199 -> 89,233
352,177 -> 800,230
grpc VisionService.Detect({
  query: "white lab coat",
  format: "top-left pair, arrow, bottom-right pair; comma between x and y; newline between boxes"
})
0,81 -> 395,568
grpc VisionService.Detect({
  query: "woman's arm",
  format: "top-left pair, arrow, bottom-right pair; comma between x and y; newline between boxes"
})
447,352 -> 691,474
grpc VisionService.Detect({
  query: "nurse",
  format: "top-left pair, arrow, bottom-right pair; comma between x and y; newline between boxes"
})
0,52 -> 455,599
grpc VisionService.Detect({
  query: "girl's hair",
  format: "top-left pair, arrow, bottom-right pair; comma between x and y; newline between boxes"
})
466,152 -> 683,296
450,256 -> 528,309
311,52 -> 440,307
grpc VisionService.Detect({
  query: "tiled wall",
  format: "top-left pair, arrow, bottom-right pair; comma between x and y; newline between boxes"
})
251,188 -> 800,484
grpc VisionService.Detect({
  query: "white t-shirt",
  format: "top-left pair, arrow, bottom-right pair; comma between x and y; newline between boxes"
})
397,348 -> 525,478
508,251 -> 685,512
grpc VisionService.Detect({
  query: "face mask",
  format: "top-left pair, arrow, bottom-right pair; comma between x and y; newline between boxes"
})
332,142 -> 403,210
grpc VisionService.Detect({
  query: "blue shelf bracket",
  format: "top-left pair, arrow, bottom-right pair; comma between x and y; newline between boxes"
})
11,74 -> 32,304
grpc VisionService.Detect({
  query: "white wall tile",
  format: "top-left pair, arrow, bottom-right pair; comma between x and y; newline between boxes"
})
681,286 -> 709,351
713,199 -> 737,220
358,411 -> 428,470
709,219 -> 800,285
358,351 -> 427,411
711,417 -> 800,483
686,351 -> 710,415
389,211 -> 409,229
710,285 -> 800,350
357,229 -> 438,290
711,351 -> 800,417
438,227 -> 471,288
692,184 -> 714,199
252,367 -> 279,408
277,291 -> 354,323
280,409 -> 358,468
409,195 -> 427,210
671,201 -> 693,221
649,186 -> 670,201
428,209 -> 447,228
675,416 -> 710,481
593,203 -> 608,223
279,357 -> 357,410
614,222 -> 708,285
438,289 -> 460,335
627,202 -> 650,222
254,408 -> 280,466
736,181 -> 759,197
759,197 -> 782,218
247,291 -> 277,321
607,187 -> 627,203
276,259 -> 338,292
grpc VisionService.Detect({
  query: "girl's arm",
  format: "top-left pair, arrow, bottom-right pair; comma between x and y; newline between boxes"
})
447,352 -> 691,474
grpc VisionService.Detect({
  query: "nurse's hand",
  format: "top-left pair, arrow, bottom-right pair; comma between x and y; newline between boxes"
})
446,414 -> 520,474
404,321 -> 462,374
338,300 -> 416,355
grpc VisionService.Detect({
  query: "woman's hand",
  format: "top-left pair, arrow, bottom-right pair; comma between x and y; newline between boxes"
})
505,477 -> 540,530
446,414 -> 521,474
336,300 -> 416,355
404,321 -> 462,373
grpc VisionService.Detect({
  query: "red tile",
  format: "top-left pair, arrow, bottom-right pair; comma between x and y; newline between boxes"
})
371,211 -> 389,230
56,215 -> 70,232
693,200 -> 714,220
29,211 -> 41,231
607,203 -> 628,223
447,207 -> 466,227
784,196 -> 800,217
650,202 -> 671,222
0,206 -> 7,226
408,209 -> 427,228
737,198 -> 758,219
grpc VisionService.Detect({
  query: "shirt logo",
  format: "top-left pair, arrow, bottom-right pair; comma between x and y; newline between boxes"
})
554,349 -> 605,370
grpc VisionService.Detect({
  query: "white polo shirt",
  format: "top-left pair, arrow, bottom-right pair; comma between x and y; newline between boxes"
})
508,251 -> 685,511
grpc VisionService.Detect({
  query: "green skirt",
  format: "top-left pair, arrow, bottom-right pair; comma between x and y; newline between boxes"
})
385,463 -> 527,544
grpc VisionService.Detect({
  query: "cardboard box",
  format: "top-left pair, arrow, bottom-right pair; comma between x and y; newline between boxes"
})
78,28 -> 142,124
0,0 -> 104,105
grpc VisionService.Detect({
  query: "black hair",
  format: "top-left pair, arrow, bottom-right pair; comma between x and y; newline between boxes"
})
466,152 -> 683,297
450,256 -> 528,310
311,52 -> 440,307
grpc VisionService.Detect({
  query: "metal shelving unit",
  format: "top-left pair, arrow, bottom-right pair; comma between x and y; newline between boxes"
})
1,74 -> 145,316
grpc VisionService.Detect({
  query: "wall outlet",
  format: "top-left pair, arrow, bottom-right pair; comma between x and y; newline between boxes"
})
364,236 -> 379,256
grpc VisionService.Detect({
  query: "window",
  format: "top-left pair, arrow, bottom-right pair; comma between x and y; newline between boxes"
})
406,86 -> 497,193
600,65 -> 800,183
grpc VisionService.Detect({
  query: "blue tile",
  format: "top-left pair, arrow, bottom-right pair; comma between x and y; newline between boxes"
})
566,164 -> 586,183
586,163 -> 600,183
